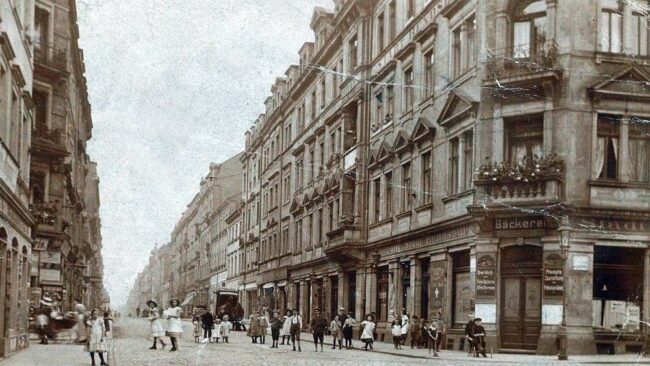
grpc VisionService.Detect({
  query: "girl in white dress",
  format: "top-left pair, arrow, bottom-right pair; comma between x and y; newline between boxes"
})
221,315 -> 232,343
360,315 -> 376,351
147,300 -> 166,349
164,299 -> 183,352
212,318 -> 222,343
85,309 -> 108,366
280,309 -> 292,345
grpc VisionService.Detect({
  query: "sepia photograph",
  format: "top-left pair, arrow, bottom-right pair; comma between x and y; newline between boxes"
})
0,0 -> 649,365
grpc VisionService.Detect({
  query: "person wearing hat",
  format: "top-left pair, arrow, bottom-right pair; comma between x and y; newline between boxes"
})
309,308 -> 327,352
164,299 -> 183,352
471,318 -> 487,358
85,308 -> 108,366
147,300 -> 166,350
289,308 -> 303,352
329,314 -> 343,350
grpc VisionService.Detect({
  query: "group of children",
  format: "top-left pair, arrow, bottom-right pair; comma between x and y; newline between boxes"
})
192,315 -> 232,343
391,316 -> 445,358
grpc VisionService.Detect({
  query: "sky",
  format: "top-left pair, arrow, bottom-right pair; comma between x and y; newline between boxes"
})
76,0 -> 333,307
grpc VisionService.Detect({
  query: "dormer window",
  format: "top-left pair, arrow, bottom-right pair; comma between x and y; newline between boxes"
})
512,0 -> 547,59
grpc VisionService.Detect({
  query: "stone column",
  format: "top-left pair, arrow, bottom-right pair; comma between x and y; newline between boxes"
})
355,267 -> 366,320
394,260 -> 404,315
495,11 -> 508,52
429,251 -> 448,320
538,238 -> 564,355
474,238 -> 497,350
338,271 -> 347,312
299,281 -> 309,328
365,264 -> 377,316
323,276 -> 332,318
619,117 -> 630,182
408,257 -> 418,317
623,1 -> 634,55
565,239 -> 596,354
545,0 -> 556,45
387,261 -> 399,322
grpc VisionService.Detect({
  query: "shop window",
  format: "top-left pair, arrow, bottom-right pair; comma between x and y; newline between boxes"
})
401,261 -> 411,312
452,250 -> 471,327
629,118 -> 650,183
330,276 -> 339,316
512,1 -> 547,59
376,266 -> 389,321
347,271 -> 356,312
600,0 -> 623,53
593,246 -> 644,332
596,116 -> 619,180
507,117 -> 543,166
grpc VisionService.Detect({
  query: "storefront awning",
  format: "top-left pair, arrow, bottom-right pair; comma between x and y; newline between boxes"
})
277,281 -> 287,287
262,283 -> 275,289
244,283 -> 257,290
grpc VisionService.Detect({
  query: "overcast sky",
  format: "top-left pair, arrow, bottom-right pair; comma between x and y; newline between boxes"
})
76,0 -> 333,307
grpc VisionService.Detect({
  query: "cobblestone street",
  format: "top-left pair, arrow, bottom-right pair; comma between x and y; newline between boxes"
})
4,318 -> 650,365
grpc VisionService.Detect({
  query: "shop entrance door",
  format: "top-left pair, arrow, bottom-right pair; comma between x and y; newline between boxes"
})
500,245 -> 542,351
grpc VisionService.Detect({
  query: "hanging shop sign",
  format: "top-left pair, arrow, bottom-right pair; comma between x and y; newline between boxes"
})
476,254 -> 496,297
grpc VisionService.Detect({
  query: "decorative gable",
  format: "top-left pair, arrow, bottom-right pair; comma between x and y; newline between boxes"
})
289,197 -> 302,215
392,130 -> 411,154
410,117 -> 436,143
589,67 -> 650,101
376,141 -> 394,164
368,149 -> 379,168
437,89 -> 478,129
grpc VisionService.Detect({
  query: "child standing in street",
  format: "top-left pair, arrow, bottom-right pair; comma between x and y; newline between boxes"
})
425,320 -> 439,358
391,319 -> 402,350
280,309 -> 292,346
259,313 -> 269,344
342,314 -> 355,349
85,309 -> 108,366
270,311 -> 282,348
212,318 -> 222,343
193,317 -> 202,343
329,315 -> 342,350
360,315 -> 375,351
221,315 -> 232,343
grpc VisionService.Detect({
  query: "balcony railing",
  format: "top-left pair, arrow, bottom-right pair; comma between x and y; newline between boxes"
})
33,127 -> 64,145
473,155 -> 564,206
34,42 -> 68,73
31,201 -> 58,226
486,41 -> 559,81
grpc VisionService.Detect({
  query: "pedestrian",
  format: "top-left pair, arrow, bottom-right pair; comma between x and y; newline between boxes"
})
435,313 -> 446,353
221,315 -> 232,343
409,315 -> 420,348
85,309 -> 108,366
259,312 -> 269,344
425,320 -> 438,357
75,304 -> 88,344
270,311 -> 282,348
463,314 -> 475,354
360,315 -> 375,351
419,318 -> 428,348
164,299 -> 183,352
146,300 -> 166,350
289,308 -> 302,352
329,314 -> 342,350
201,309 -> 215,342
471,318 -> 487,358
400,308 -> 409,346
391,319 -> 402,350
192,316 -> 202,342
36,309 -> 49,344
342,313 -> 355,349
247,311 -> 261,343
310,308 -> 327,352
212,318 -> 222,343
136,306 -> 141,318
338,308 -> 348,324
280,309 -> 292,345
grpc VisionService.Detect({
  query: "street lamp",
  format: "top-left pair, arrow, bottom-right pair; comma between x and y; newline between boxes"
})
557,215 -> 571,361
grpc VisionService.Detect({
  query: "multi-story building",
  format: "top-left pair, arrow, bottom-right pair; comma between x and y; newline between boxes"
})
225,208 -> 242,292
83,161 -> 104,309
29,0 -> 104,318
0,0 -> 36,358
237,0 -> 650,356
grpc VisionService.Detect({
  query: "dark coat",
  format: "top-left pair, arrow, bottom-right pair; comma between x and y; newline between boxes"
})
202,312 -> 215,328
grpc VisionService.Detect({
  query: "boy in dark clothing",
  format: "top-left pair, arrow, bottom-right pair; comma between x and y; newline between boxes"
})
463,316 -> 475,354
471,318 -> 487,358
310,308 -> 328,352
270,312 -> 282,348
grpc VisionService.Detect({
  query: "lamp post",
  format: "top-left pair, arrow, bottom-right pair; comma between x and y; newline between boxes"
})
557,216 -> 571,361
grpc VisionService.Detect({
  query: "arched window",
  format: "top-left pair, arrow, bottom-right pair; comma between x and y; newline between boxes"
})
512,0 -> 547,59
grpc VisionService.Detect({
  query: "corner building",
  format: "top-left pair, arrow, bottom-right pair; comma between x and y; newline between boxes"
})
242,0 -> 650,356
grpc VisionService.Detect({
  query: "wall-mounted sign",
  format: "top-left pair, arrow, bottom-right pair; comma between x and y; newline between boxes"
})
543,268 -> 564,297
476,254 -> 496,297
572,255 -> 589,271
430,263 -> 446,309
494,217 -> 552,231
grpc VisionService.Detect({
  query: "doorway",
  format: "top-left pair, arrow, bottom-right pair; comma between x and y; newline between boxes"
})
500,245 -> 542,351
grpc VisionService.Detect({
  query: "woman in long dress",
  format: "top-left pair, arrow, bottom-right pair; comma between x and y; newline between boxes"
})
147,300 -> 166,349
247,311 -> 261,343
280,309 -> 292,345
164,299 -> 183,352
85,309 -> 108,366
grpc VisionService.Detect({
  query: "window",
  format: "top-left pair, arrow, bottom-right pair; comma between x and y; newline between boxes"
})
424,50 -> 435,98
629,117 -> 650,182
332,64 -> 339,98
378,12 -> 385,51
319,141 -> 325,175
596,116 -> 619,180
295,219 -> 302,251
403,66 -> 414,112
452,250 -> 471,327
385,171 -> 393,216
330,131 -> 337,158
309,145 -> 315,181
311,90 -> 317,120
296,160 -> 303,188
631,2 -> 649,56
349,35 -> 358,71
466,16 -> 477,66
320,77 -> 326,109
450,138 -> 459,194
375,90 -> 384,127
421,151 -> 432,205
328,201 -> 334,232
389,1 -> 397,40
463,131 -> 474,190
402,162 -> 411,211
298,104 -> 306,132
600,0 -> 623,53
452,27 -> 462,78
34,7 -> 50,49
283,175 -> 290,202
373,177 -> 381,222
376,266 -> 389,321
317,208 -> 323,244
406,0 -> 415,21
31,170 -> 47,204
507,117 -> 543,166
284,122 -> 292,148
34,89 -> 48,131
512,1 -> 547,59
386,85 -> 394,121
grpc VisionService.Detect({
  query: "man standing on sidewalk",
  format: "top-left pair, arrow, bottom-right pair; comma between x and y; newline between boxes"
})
310,308 -> 328,352
202,310 -> 215,342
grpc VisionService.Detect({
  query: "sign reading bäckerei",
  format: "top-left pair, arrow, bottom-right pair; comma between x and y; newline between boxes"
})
494,217 -> 552,230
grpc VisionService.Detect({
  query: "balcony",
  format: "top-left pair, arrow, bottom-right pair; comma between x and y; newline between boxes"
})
485,42 -> 561,90
31,201 -> 60,228
324,221 -> 365,263
32,128 -> 68,157
34,42 -> 69,80
472,155 -> 564,209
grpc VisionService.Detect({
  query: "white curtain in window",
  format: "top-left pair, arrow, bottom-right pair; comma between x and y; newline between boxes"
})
594,137 -> 605,179
629,137 -> 650,182
514,21 -> 531,58
611,13 -> 623,53
511,144 -> 528,166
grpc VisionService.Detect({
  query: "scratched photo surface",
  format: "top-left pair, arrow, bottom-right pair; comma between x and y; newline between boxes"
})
3,0 -> 650,365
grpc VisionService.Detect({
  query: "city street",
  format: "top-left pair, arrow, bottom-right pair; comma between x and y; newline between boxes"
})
3,318 -> 650,366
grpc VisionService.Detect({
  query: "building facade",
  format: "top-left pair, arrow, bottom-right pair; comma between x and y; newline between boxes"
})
0,0 -> 36,358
